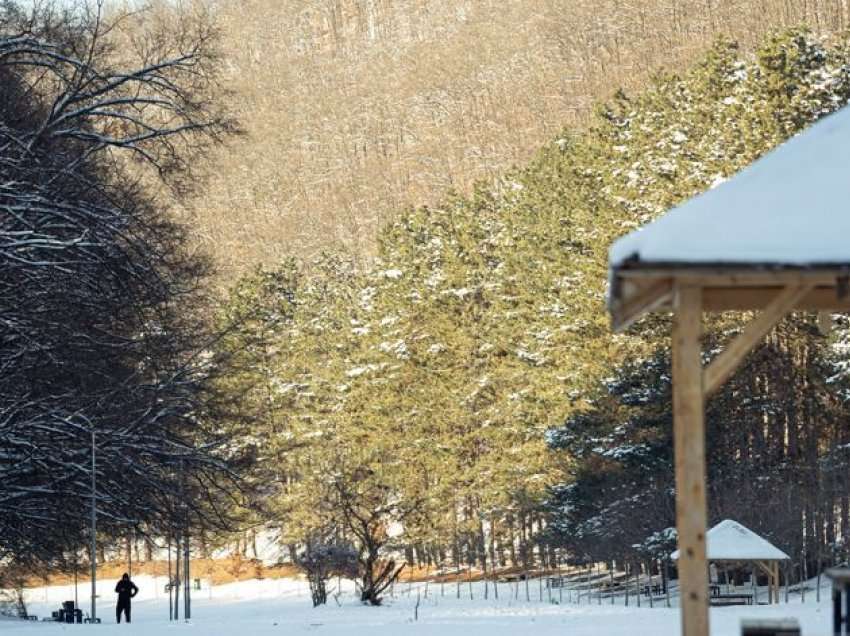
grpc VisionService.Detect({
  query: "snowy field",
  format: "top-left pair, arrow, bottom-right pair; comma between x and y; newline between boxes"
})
0,576 -> 838,635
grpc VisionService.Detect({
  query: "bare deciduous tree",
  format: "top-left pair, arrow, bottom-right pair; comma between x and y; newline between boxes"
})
0,0 -> 236,566
295,535 -> 359,607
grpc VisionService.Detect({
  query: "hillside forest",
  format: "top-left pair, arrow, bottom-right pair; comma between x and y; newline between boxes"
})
216,25 -> 850,589
5,0 -> 850,607
191,0 -> 850,283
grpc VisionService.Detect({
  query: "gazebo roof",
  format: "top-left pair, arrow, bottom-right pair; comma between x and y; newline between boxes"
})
671,519 -> 790,562
608,104 -> 850,331
611,105 -> 850,269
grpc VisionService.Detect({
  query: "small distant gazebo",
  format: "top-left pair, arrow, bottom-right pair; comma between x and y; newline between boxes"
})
672,519 -> 790,605
608,104 -> 850,636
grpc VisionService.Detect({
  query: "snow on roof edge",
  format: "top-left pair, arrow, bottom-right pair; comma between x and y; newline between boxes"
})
609,104 -> 850,271
670,519 -> 790,561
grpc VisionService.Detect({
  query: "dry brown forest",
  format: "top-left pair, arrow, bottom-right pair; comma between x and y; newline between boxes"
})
180,0 -> 850,284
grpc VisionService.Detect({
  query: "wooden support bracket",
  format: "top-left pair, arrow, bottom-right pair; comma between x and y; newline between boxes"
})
612,278 -> 673,332
753,561 -> 780,604
703,285 -> 814,397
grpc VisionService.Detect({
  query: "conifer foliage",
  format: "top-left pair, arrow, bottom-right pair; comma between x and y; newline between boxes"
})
218,28 -> 850,584
546,30 -> 850,575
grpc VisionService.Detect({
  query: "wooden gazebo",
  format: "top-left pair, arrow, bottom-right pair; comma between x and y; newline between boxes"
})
608,105 -> 850,636
671,519 -> 790,605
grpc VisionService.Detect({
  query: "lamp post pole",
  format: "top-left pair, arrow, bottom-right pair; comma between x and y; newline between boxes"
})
181,458 -> 191,620
90,429 -> 97,623
184,525 -> 190,620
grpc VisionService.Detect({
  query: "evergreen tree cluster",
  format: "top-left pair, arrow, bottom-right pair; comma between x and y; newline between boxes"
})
216,29 -> 850,584
547,30 -> 850,576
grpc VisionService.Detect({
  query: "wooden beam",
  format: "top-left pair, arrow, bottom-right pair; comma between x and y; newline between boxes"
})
611,278 -> 673,332
702,286 -> 850,311
616,286 -> 850,313
617,268 -> 842,287
704,285 -> 814,396
672,284 -> 709,636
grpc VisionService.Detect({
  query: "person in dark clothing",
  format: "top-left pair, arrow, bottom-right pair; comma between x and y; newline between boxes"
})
114,573 -> 139,623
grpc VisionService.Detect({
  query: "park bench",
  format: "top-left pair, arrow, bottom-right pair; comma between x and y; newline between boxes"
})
642,583 -> 662,596
1,608 -> 36,621
46,601 -> 90,623
711,593 -> 753,606
740,618 -> 800,636
498,574 -> 527,583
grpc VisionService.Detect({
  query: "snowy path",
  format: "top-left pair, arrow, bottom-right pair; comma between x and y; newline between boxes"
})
1,577 -> 837,635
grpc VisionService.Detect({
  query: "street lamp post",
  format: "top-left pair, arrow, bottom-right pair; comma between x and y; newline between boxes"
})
128,530 -> 132,577
168,537 -> 173,621
181,458 -> 191,620
90,429 -> 97,623
184,525 -> 190,620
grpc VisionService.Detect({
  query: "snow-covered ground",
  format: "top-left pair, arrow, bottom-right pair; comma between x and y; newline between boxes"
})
0,576 -> 838,635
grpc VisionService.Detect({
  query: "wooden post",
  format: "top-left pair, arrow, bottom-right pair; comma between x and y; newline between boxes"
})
769,563 -> 775,604
774,562 -> 780,605
673,284 -> 709,636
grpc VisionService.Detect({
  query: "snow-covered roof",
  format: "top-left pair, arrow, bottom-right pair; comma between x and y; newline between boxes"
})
671,519 -> 789,561
610,105 -> 850,270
